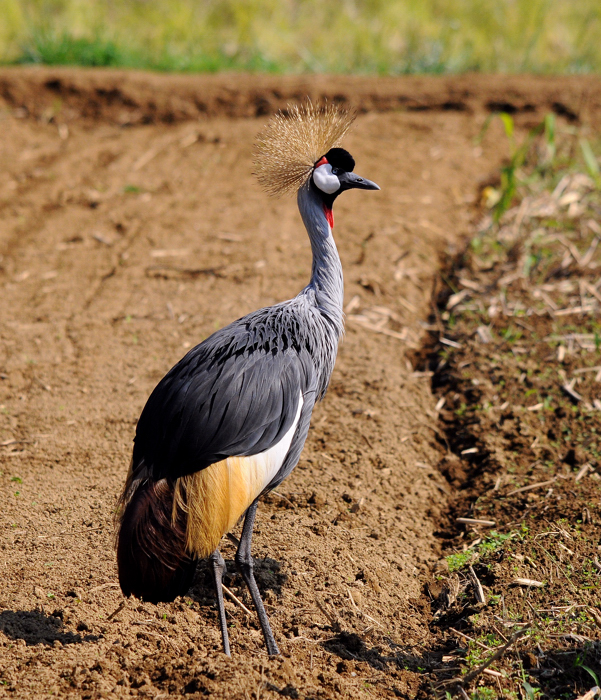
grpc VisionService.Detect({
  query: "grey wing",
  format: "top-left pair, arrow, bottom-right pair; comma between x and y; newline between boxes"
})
132,305 -> 317,480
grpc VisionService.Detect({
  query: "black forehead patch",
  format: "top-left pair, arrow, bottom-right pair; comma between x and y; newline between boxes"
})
323,147 -> 355,172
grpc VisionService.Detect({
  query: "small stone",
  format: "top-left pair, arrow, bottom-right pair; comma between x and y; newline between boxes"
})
308,491 -> 325,507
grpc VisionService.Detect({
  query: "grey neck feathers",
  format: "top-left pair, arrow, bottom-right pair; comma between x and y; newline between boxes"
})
297,183 -> 344,338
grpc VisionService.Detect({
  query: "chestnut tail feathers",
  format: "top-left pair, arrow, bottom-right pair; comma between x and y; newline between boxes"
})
116,478 -> 197,604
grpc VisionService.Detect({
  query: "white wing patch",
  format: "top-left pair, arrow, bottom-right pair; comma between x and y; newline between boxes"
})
179,393 -> 306,557
246,391 -> 304,493
313,163 -> 340,194
220,391 -> 305,524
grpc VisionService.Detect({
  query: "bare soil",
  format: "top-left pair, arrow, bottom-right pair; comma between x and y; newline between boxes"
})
0,69 -> 598,699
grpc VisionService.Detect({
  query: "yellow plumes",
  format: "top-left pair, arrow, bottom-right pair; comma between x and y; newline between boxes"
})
253,100 -> 356,197
172,455 -> 271,558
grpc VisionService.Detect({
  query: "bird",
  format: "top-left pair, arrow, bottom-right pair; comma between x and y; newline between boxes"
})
115,101 -> 380,657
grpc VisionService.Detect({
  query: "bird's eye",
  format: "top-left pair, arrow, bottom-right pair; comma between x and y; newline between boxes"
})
331,168 -> 339,175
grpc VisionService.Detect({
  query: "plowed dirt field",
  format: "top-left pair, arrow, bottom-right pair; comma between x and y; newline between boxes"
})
0,69 -> 599,699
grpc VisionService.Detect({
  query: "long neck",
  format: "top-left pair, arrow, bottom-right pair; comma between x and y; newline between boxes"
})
297,183 -> 344,335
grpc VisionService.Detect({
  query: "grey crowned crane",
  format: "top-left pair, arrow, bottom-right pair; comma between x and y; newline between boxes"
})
116,102 -> 379,657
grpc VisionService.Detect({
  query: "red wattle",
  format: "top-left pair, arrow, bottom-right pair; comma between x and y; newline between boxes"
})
323,206 -> 334,228
314,156 -> 329,168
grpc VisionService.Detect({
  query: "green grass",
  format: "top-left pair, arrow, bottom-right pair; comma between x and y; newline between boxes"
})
446,550 -> 472,572
1,0 -> 601,74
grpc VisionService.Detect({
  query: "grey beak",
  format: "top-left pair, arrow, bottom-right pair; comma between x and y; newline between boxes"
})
340,172 -> 380,191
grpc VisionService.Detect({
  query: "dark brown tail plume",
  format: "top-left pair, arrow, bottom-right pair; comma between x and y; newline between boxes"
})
116,478 -> 197,604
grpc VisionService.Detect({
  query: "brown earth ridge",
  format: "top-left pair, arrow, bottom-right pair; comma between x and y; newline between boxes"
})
0,70 -> 598,698
1,68 -> 601,126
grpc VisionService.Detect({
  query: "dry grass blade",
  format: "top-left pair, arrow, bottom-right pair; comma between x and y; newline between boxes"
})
133,147 -> 161,171
468,565 -> 486,604
226,532 -> 241,548
584,280 -> 601,302
562,379 -> 583,402
575,463 -> 592,482
439,574 -> 461,608
271,490 -> 296,508
506,478 -> 556,496
441,338 -> 463,348
554,306 -> 595,316
575,687 -> 601,700
459,626 -> 529,686
512,578 -> 545,588
477,325 -> 493,343
483,668 -> 503,678
348,315 -> 418,347
450,627 -> 491,650
222,584 -> 252,615
132,624 -> 181,651
587,607 -> 601,628
456,517 -> 496,526
106,601 -> 126,621
89,582 -> 119,594
315,598 -> 341,632
580,237 -> 600,267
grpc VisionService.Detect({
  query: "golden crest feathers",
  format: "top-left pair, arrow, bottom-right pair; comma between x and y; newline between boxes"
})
253,100 -> 356,197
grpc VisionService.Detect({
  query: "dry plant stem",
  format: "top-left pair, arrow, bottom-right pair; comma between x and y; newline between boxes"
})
562,380 -> 583,402
575,463 -> 592,482
450,627 -> 491,650
89,582 -> 119,593
107,601 -> 126,621
271,491 -> 296,508
458,626 -> 529,687
315,598 -> 341,632
536,544 -> 577,591
468,565 -> 486,604
226,532 -> 241,548
483,668 -> 503,678
575,688 -> 601,700
492,623 -> 509,643
37,527 -> 104,539
348,315 -> 415,343
506,478 -> 556,496
222,583 -> 253,616
513,578 -> 544,588
526,600 -> 540,622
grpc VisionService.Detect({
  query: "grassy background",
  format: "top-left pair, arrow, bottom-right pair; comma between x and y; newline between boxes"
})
1,0 -> 601,74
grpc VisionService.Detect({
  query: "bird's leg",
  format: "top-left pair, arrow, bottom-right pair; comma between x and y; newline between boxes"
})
209,548 -> 230,656
235,500 -> 280,656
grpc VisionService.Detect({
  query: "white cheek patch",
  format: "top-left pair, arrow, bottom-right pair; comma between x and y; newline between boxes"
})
313,163 -> 340,194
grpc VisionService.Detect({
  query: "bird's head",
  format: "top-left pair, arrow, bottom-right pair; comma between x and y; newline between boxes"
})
253,101 -> 379,216
312,147 -> 380,202
311,147 -> 379,227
